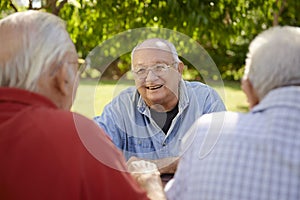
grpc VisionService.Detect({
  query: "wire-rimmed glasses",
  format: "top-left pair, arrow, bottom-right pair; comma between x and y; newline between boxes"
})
132,62 -> 177,79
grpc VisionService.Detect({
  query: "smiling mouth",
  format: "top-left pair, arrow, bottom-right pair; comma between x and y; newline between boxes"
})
146,85 -> 163,90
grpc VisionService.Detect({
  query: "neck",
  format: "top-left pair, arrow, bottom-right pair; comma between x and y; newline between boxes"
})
149,100 -> 179,112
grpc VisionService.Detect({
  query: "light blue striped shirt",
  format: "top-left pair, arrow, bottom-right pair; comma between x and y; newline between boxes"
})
166,86 -> 300,200
94,80 -> 226,160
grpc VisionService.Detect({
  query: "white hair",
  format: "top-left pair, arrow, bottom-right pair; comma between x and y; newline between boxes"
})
244,26 -> 300,100
131,38 -> 181,70
0,10 -> 74,92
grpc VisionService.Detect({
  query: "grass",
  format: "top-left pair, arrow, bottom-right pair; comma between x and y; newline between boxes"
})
71,79 -> 249,119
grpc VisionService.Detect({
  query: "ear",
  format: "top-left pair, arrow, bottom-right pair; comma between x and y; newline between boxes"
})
177,62 -> 184,75
241,78 -> 259,109
55,62 -> 76,96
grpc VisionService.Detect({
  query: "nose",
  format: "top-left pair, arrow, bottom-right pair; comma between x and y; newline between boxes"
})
145,69 -> 159,82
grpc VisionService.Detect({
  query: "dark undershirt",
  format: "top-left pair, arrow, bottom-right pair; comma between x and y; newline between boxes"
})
150,104 -> 179,134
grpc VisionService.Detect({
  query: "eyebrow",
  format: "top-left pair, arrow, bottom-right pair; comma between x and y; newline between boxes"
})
134,60 -> 172,66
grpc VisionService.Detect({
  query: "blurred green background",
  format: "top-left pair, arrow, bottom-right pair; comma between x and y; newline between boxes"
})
1,0 -> 299,81
72,79 -> 248,119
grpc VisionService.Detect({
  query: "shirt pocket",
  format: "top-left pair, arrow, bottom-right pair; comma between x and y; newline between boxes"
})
126,136 -> 155,153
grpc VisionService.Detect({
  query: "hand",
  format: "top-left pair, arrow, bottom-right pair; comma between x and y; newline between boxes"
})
128,159 -> 161,187
127,159 -> 166,200
153,157 -> 179,174
127,156 -> 179,174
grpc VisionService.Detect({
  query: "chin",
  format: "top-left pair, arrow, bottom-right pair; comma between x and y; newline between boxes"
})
146,97 -> 165,106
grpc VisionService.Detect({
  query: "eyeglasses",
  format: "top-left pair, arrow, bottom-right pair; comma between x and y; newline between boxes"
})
50,60 -> 87,77
132,63 -> 177,79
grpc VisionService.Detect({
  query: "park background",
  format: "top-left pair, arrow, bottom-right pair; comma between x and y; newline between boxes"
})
1,0 -> 299,118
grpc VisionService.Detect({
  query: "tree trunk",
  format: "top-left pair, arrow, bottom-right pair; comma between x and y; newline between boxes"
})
273,0 -> 287,26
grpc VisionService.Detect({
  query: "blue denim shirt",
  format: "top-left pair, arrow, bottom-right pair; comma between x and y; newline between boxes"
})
94,80 -> 226,160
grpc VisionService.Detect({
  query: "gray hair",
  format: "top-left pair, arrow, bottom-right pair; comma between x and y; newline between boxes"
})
244,26 -> 300,100
0,10 -> 74,92
131,38 -> 180,70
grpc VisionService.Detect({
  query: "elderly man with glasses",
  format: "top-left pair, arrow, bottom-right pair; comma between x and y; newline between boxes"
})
94,38 -> 226,176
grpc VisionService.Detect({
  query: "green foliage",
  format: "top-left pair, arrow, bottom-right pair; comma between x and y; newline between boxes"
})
0,1 -> 16,17
1,0 -> 299,81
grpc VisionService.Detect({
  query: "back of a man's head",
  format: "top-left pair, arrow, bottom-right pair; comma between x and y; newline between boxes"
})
244,26 -> 300,100
0,11 -> 74,92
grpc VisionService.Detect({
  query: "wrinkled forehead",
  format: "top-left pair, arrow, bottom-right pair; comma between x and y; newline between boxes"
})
132,40 -> 176,62
136,39 -> 172,52
132,48 -> 174,67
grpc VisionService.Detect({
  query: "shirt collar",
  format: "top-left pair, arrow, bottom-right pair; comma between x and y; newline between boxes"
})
136,79 -> 190,114
0,87 -> 58,109
252,86 -> 300,113
178,79 -> 189,112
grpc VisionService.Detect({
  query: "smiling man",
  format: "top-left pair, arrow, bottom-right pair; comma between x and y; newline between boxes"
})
94,38 -> 226,174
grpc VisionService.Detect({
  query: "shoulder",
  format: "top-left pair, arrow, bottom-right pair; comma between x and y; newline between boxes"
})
182,80 -> 217,94
185,111 -> 244,142
116,86 -> 137,97
101,86 -> 138,114
34,108 -> 93,129
195,111 -> 243,128
183,80 -> 209,89
181,111 -> 245,155
182,80 -> 222,101
32,108 -> 110,143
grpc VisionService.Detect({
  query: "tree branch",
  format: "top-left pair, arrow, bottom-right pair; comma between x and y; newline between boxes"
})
278,0 -> 287,15
273,0 -> 287,26
53,0 -> 68,16
28,0 -> 33,9
9,0 -> 18,12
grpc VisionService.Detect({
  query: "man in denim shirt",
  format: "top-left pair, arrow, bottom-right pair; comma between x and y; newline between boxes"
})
94,38 -> 226,173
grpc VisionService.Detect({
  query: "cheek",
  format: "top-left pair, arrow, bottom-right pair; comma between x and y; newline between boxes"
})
166,82 -> 179,95
136,84 -> 145,95
134,79 -> 142,87
134,80 -> 144,93
165,74 -> 179,90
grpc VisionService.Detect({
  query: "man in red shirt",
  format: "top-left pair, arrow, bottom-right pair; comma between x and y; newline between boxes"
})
0,11 -> 165,200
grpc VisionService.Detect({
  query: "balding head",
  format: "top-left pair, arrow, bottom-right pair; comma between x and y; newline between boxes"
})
131,38 -> 180,69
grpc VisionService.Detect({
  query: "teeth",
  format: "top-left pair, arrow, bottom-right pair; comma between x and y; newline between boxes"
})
147,85 -> 162,90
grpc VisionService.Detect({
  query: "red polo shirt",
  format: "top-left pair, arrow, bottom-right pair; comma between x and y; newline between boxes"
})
0,87 -> 148,200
